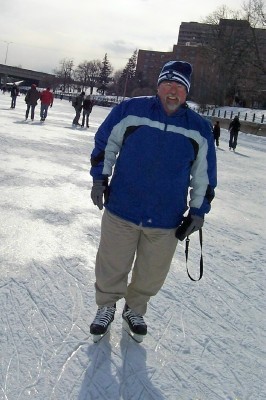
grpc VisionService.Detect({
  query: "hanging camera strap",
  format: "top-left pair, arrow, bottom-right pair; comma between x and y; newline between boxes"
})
185,229 -> 203,281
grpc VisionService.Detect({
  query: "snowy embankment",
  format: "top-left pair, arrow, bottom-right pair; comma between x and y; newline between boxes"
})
0,93 -> 265,400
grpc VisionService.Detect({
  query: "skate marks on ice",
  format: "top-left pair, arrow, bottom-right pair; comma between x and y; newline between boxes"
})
0,256 -> 94,399
77,329 -> 165,400
147,254 -> 266,399
1,254 -> 265,399
76,337 -> 119,400
0,256 -> 166,400
118,330 -> 165,400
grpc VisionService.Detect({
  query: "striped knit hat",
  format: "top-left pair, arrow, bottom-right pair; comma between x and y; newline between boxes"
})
157,60 -> 192,93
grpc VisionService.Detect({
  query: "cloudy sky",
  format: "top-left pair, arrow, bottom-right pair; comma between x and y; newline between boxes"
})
1,0 -> 244,74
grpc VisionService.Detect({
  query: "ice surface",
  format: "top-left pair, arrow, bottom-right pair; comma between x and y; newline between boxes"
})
0,93 -> 265,399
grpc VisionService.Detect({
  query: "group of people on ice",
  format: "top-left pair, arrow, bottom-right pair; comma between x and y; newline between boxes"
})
8,83 -> 54,122
71,91 -> 94,127
8,83 -> 94,127
24,84 -> 54,121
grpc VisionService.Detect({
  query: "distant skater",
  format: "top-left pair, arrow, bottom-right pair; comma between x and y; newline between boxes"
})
25,84 -> 40,121
72,91 -> 85,126
81,95 -> 93,128
228,116 -> 241,151
212,121 -> 220,147
40,87 -> 54,121
10,84 -> 19,109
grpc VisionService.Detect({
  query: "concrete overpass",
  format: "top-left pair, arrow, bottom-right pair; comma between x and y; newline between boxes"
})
0,64 -> 55,87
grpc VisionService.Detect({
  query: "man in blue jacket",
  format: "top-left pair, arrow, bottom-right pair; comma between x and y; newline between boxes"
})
89,60 -> 217,342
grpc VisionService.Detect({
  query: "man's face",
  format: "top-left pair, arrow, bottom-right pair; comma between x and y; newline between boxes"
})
157,81 -> 187,115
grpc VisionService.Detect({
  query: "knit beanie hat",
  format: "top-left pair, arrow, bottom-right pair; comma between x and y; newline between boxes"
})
157,60 -> 192,92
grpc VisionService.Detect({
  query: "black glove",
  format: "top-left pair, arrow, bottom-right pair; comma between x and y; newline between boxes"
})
175,214 -> 204,241
50,104 -> 53,108
91,179 -> 109,210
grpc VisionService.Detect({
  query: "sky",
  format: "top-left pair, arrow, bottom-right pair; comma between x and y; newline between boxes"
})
0,93 -> 265,399
0,0 -> 245,74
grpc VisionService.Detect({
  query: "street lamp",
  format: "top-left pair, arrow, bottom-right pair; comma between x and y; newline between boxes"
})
4,41 -> 13,65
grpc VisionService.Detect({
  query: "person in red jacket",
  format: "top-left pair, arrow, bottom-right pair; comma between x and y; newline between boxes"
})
40,87 -> 54,121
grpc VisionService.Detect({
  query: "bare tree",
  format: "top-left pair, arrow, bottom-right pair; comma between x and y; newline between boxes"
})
241,0 -> 266,77
202,1 -> 265,105
202,4 -> 241,24
54,58 -> 74,92
74,60 -> 102,94
242,0 -> 266,27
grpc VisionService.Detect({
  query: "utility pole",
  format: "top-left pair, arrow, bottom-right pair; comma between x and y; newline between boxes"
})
122,69 -> 129,100
4,41 -> 13,64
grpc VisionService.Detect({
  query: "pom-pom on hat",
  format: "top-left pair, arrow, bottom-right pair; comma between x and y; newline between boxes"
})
157,60 -> 192,92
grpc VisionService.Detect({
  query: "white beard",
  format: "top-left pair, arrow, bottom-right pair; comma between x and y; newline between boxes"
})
165,97 -> 181,113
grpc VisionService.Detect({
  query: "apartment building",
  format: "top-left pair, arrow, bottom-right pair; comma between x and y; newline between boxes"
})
177,21 -> 213,46
136,19 -> 266,107
136,49 -> 174,92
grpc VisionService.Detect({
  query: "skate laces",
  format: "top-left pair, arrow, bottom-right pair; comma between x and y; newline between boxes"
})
93,306 -> 116,327
124,308 -> 146,326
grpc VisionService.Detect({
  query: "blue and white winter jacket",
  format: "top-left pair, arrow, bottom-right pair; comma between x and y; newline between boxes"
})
90,96 -> 217,229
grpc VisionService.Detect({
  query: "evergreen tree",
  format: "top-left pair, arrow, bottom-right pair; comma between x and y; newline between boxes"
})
118,50 -> 138,98
98,54 -> 113,95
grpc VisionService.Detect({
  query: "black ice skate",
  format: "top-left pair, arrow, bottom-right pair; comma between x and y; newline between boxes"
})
122,304 -> 147,343
90,304 -> 116,343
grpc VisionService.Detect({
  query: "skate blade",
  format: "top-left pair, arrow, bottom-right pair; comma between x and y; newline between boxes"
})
122,320 -> 145,343
92,324 -> 111,343
92,332 -> 107,343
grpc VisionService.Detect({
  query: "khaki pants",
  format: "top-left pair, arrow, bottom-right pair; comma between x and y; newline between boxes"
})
95,210 -> 178,315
